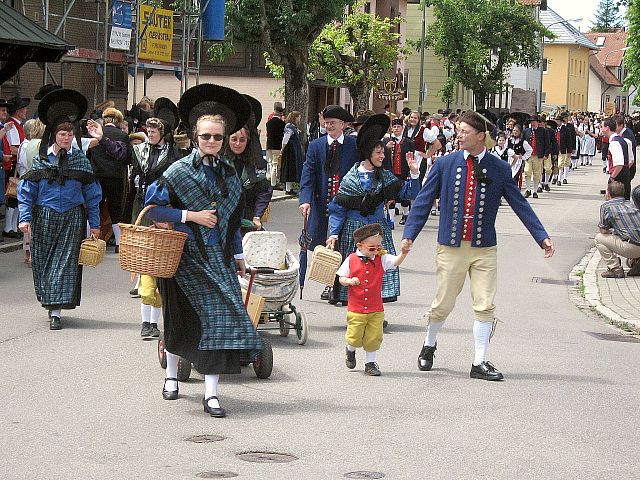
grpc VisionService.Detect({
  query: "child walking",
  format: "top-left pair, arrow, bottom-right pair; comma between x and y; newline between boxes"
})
336,223 -> 407,376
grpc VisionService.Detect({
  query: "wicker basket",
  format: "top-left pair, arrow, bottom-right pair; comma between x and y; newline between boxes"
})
308,245 -> 342,286
117,205 -> 189,278
78,235 -> 106,267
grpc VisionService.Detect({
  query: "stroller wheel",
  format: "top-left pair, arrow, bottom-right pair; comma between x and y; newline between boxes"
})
253,336 -> 273,379
177,357 -> 192,381
157,333 -> 167,369
279,314 -> 291,337
296,312 -> 309,345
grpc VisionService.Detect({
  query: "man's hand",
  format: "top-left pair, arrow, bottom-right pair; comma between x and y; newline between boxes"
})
326,237 -> 337,250
252,217 -> 262,229
3,121 -> 14,131
90,228 -> 101,238
401,238 -> 413,253
19,222 -> 30,234
542,238 -> 555,258
299,203 -> 310,216
235,258 -> 246,277
186,210 -> 217,227
86,119 -> 103,141
406,151 -> 419,175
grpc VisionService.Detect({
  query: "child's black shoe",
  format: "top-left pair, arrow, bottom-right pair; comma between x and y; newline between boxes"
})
345,348 -> 356,369
364,362 -> 381,376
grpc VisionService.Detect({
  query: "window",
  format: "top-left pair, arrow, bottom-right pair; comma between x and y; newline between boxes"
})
541,92 -> 547,103
596,36 -> 605,47
364,2 -> 371,13
542,58 -> 548,73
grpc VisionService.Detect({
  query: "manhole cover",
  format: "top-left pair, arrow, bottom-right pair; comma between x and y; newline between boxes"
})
236,451 -> 298,463
196,472 -> 238,479
531,277 -> 577,286
344,472 -> 385,479
585,332 -> 640,343
185,434 -> 227,443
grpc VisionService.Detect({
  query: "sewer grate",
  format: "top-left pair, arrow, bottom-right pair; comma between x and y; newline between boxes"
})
344,472 -> 386,479
185,434 -> 227,443
584,331 -> 640,343
531,277 -> 578,286
195,472 -> 238,479
236,451 -> 298,463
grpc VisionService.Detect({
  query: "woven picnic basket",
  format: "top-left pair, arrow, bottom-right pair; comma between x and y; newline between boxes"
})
78,235 -> 106,267
117,205 -> 188,278
308,245 -> 342,286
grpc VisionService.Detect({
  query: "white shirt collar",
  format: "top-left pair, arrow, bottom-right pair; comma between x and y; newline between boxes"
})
10,116 -> 23,126
463,149 -> 486,162
47,145 -> 57,155
358,162 -> 375,173
327,133 -> 345,145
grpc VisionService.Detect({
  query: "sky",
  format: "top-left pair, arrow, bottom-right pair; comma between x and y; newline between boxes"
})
547,0 -> 601,32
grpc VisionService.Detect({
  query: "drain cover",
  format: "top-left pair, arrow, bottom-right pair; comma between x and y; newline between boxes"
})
531,277 -> 577,286
585,332 -> 640,343
236,451 -> 298,463
196,472 -> 238,479
344,472 -> 385,479
185,434 -> 227,443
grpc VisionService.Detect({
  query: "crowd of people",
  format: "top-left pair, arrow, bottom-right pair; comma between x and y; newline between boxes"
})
1,80 -> 638,415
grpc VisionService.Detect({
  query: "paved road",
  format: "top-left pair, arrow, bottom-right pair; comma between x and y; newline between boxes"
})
1,165 -> 639,479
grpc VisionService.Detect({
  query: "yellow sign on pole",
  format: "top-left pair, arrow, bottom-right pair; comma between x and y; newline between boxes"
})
604,102 -> 615,117
138,5 -> 173,62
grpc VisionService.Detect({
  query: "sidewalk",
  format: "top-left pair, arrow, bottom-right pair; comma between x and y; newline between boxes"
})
573,247 -> 640,334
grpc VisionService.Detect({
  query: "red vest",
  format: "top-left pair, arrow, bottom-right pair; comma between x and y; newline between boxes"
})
409,125 -> 427,154
347,253 -> 385,314
2,118 -> 25,172
462,156 -> 477,242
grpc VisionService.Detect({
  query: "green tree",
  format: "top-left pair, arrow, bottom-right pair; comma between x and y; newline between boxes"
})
422,0 -> 550,109
309,3 -> 407,113
591,0 -> 623,32
624,0 -> 639,104
209,0 -> 354,135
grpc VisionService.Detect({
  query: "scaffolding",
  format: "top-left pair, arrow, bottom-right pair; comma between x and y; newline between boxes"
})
11,0 -> 207,107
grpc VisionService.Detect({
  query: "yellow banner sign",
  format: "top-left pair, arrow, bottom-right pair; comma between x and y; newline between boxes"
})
138,5 -> 173,62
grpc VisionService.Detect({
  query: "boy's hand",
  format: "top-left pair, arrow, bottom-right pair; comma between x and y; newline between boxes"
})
401,238 -> 413,253
350,277 -> 360,286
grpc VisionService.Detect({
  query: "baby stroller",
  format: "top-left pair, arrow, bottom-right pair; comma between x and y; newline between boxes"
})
238,231 -> 309,345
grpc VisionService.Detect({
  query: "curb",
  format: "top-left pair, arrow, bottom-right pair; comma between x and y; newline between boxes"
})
571,247 -> 640,334
0,240 -> 23,254
271,193 -> 295,203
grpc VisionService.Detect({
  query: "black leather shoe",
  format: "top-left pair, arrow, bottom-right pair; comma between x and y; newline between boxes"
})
417,344 -> 436,371
129,288 -> 141,298
364,362 -> 381,376
320,286 -> 332,301
203,396 -> 226,417
562,179 -> 568,184
532,192 -> 539,198
536,186 -> 543,193
543,184 -> 550,192
399,215 -> 407,225
114,245 -> 119,254
524,190 -> 531,198
141,322 -> 153,338
470,361 -> 504,381
150,324 -> 160,337
49,316 -> 62,330
162,377 -> 179,400
345,347 -> 356,369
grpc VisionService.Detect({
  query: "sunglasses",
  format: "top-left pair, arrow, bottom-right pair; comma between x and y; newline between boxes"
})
363,245 -> 382,252
198,133 -> 225,142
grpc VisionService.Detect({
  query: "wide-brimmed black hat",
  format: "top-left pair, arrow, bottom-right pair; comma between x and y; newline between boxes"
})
7,96 -> 30,114
37,89 -> 87,126
353,113 -> 371,126
476,109 -> 498,125
178,83 -> 251,135
34,84 -> 63,101
153,97 -> 179,132
546,119 -> 558,129
357,113 -> 390,161
243,94 -> 262,127
322,105 -> 354,123
0,99 -> 8,108
510,111 -> 531,126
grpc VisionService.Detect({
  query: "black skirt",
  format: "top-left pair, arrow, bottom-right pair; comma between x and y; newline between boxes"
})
158,277 -> 241,375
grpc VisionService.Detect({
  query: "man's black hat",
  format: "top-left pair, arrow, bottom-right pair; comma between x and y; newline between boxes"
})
153,97 -> 179,132
7,96 -> 30,114
178,83 -> 251,135
546,119 -> 558,129
37,89 -> 87,126
242,94 -> 262,127
510,111 -> 531,126
34,84 -> 63,101
476,108 -> 498,125
322,105 -> 354,123
353,223 -> 383,244
357,113 -> 390,161
530,114 -> 541,122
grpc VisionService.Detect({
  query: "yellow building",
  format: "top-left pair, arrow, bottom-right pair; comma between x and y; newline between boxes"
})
541,8 -> 598,111
403,0 -> 473,113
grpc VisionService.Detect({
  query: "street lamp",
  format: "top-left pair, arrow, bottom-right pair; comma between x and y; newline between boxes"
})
539,17 -> 583,112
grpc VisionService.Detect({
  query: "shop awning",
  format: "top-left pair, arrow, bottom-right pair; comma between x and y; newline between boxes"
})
0,2 -> 74,84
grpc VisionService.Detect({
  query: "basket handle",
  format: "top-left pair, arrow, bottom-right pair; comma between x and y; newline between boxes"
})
135,205 -> 157,226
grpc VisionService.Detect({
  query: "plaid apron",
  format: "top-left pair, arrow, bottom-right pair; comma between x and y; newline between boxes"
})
30,205 -> 85,309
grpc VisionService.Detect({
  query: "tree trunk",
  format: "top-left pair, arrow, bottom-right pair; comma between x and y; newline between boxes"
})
282,51 -> 310,147
473,91 -> 487,111
349,82 -> 371,114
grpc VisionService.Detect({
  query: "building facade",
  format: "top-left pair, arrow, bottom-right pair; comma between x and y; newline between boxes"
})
584,31 -> 629,114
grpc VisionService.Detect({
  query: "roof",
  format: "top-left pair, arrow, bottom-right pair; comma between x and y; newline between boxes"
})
0,2 -> 74,84
584,31 -> 628,67
589,54 -> 623,87
540,8 -> 599,50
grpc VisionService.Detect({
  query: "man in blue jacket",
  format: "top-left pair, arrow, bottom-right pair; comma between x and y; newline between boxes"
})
299,105 -> 358,301
401,111 -> 555,381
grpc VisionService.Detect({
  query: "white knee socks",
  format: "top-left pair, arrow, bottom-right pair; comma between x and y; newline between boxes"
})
423,320 -> 444,347
141,303 -> 152,323
150,306 -> 161,325
164,350 -> 179,391
205,374 -> 221,409
3,207 -> 18,232
285,182 -> 294,192
366,351 -> 377,363
112,224 -> 121,246
473,320 -> 493,366
402,206 -> 410,216
49,309 -> 61,318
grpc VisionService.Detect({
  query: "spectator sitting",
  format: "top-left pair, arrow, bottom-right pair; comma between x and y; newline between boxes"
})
594,181 -> 640,278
